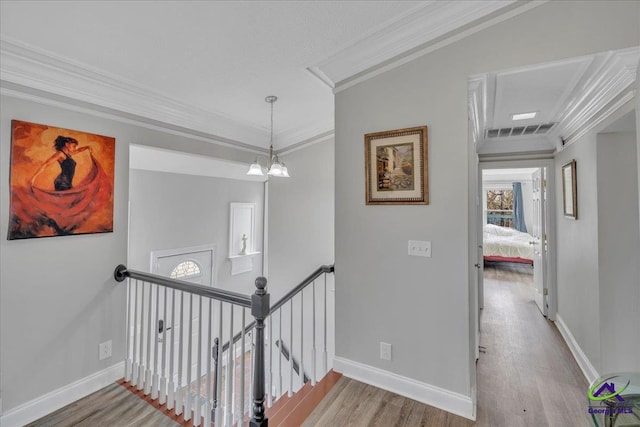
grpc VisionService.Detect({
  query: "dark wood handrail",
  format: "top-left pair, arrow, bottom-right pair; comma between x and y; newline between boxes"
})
221,264 -> 335,352
269,265 -> 334,313
113,264 -> 252,308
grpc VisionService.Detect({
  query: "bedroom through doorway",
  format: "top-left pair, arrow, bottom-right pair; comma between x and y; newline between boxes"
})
480,166 -> 548,318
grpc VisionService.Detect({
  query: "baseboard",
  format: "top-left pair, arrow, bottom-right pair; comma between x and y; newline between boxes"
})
333,356 -> 474,420
555,314 -> 599,384
0,362 -> 125,427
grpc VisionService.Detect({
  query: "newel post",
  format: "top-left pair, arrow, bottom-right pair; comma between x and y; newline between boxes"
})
250,277 -> 270,427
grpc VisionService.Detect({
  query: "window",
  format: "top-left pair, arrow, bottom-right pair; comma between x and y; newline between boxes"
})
487,189 -> 514,228
170,260 -> 202,279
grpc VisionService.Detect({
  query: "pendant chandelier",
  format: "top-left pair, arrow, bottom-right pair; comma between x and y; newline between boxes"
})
246,96 -> 290,178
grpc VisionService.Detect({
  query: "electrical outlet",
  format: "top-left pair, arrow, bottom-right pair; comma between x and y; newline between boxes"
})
99,340 -> 112,360
408,240 -> 431,257
380,342 -> 392,361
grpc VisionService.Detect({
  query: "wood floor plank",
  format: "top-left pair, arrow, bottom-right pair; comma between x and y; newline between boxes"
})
476,264 -> 591,426
26,383 -> 179,427
301,375 -> 349,426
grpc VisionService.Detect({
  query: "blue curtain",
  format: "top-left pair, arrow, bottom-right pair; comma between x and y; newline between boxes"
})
512,182 -> 527,233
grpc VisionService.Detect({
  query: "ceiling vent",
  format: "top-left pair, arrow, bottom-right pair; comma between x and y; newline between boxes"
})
486,123 -> 556,139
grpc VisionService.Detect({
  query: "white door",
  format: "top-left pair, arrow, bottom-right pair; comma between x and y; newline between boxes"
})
531,169 -> 547,316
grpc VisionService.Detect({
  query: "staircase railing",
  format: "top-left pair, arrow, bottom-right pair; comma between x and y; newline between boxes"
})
114,263 -> 334,426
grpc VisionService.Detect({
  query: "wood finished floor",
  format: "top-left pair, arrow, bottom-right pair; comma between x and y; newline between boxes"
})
26,383 -> 179,427
302,376 -> 473,427
475,263 -> 591,427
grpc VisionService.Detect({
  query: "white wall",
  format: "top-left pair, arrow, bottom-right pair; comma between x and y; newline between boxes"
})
267,138 -> 335,300
128,170 -> 264,295
596,131 -> 640,373
334,0 -> 639,416
0,94 -> 257,415
555,132 -> 603,373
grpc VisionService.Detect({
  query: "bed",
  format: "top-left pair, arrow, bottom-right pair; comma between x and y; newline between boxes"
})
483,224 -> 534,264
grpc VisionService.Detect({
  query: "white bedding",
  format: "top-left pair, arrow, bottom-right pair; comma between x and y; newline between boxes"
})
483,224 -> 534,261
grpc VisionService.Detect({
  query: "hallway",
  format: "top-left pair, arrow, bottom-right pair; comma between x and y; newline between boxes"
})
475,263 -> 591,426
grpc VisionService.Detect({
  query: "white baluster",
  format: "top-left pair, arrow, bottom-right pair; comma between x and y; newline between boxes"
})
132,280 -> 139,386
204,299 -> 212,427
225,305 -> 234,427
167,289 -> 176,410
240,309 -> 246,420
152,284 -> 160,399
176,291 -> 184,415
185,294 -> 194,421
159,287 -> 168,405
289,299 -> 293,397
300,290 -> 304,388
312,280 -> 317,386
267,311 -> 272,408
323,274 -> 328,375
137,281 -> 145,390
144,282 -> 153,394
278,308 -> 282,399
124,278 -> 132,382
194,296 -> 203,426
214,301 -> 223,427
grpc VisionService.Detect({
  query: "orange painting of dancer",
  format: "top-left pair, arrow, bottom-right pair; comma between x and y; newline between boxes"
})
8,120 -> 115,239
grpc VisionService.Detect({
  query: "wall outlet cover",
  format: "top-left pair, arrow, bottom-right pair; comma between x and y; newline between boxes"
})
99,340 -> 112,360
380,342 -> 392,360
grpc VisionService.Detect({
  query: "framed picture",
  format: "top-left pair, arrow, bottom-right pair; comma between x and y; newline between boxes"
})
8,120 -> 115,239
364,126 -> 428,205
562,159 -> 577,219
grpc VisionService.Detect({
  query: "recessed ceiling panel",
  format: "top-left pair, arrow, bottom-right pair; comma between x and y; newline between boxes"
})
492,58 -> 590,129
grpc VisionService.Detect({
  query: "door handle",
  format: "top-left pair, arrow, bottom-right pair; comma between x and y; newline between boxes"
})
529,241 -> 535,245
474,263 -> 481,268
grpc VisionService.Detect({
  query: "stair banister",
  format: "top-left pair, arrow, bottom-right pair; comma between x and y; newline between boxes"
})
114,263 -> 334,426
114,264 -> 270,426
250,276 -> 269,427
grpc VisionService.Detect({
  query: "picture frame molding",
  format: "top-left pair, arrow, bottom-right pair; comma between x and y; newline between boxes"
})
364,125 -> 428,205
561,159 -> 578,219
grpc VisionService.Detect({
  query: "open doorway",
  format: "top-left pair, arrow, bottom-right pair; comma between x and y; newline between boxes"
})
480,166 -> 549,318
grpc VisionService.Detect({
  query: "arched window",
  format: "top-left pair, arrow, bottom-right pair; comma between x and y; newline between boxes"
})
170,260 -> 202,279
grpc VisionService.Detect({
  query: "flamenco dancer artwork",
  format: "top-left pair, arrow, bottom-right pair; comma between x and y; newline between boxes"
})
8,120 -> 115,239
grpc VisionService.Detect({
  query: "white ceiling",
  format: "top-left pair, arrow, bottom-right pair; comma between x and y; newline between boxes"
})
0,0 -> 519,151
470,47 -> 639,156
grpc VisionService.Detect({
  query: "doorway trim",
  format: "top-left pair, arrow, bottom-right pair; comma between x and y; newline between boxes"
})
477,159 -> 557,321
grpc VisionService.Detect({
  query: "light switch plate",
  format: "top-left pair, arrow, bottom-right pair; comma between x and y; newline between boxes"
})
408,240 -> 431,257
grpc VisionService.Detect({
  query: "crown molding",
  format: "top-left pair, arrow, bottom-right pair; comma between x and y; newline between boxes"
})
277,129 -> 335,156
0,37 -> 325,150
0,83 -> 268,155
332,1 -> 545,94
550,47 -> 640,149
313,1 -> 517,88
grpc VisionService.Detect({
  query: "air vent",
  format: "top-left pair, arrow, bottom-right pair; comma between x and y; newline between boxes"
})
485,123 -> 556,139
